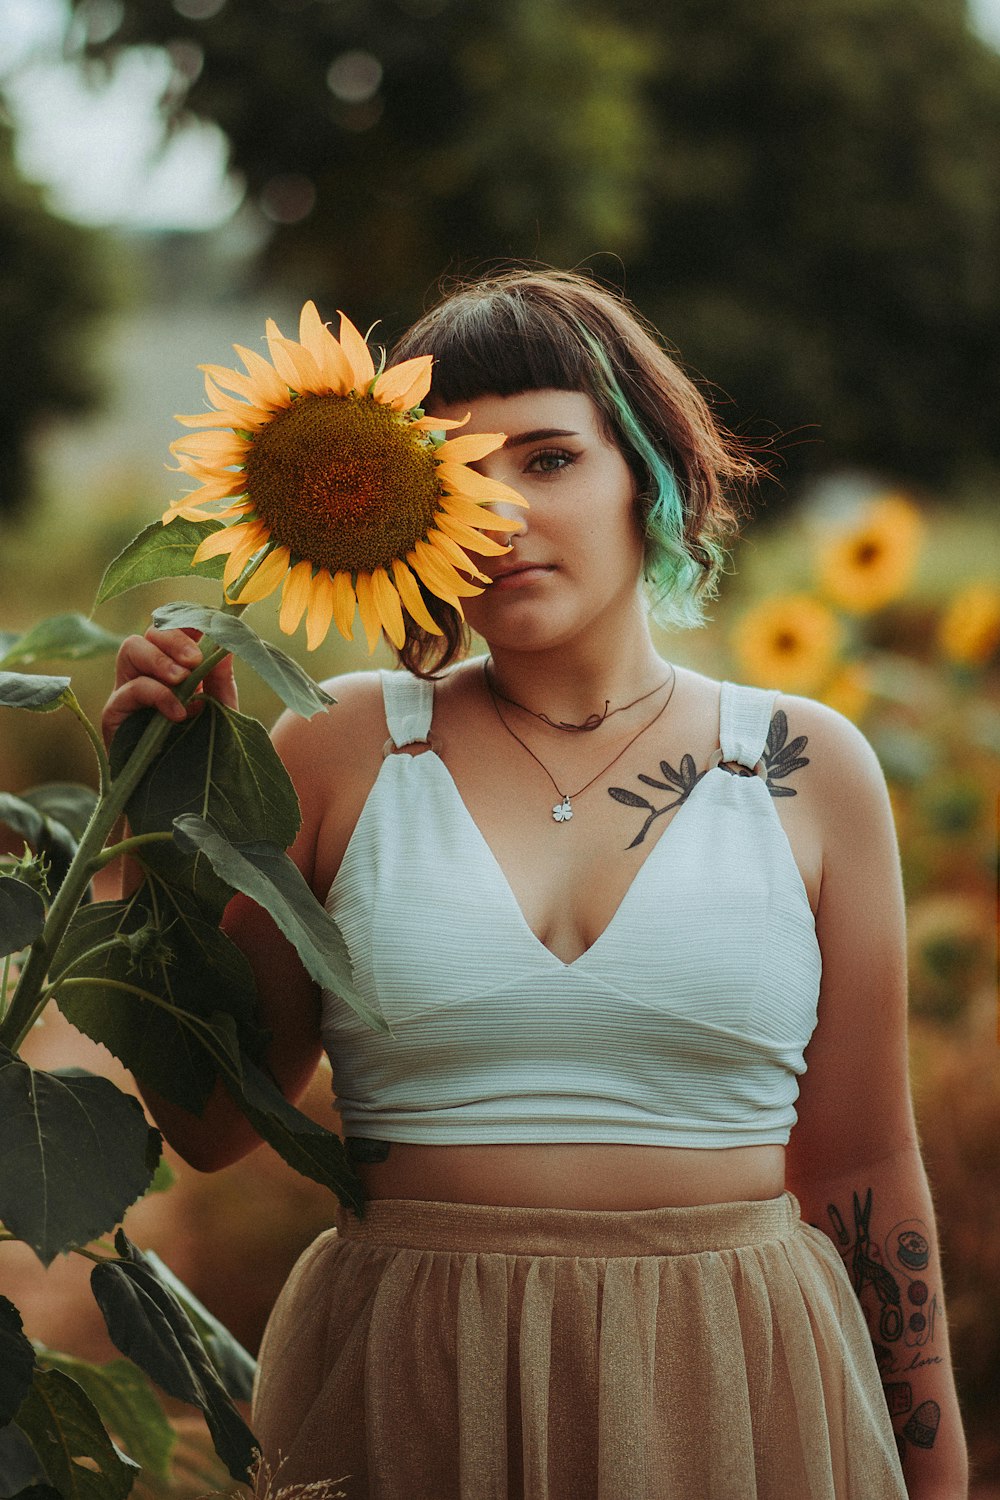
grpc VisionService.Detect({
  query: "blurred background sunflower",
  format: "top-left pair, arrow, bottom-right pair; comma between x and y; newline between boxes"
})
2,0 -> 998,1487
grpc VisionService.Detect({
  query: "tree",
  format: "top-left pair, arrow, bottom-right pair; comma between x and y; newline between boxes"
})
0,119 -> 108,515
54,0 -> 1000,488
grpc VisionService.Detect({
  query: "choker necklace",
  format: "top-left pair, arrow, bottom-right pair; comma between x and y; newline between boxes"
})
483,658 -> 672,731
484,661 -> 677,823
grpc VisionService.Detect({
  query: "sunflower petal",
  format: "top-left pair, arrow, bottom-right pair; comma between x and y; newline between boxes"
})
192,520 -> 255,563
299,301 -> 355,395
441,492 -> 523,534
438,431 -> 506,464
437,463 -> 529,507
222,522 -> 269,587
411,414 -> 468,433
279,559 -> 314,635
305,570 -> 336,651
434,511 -> 511,556
392,558 -> 443,635
374,356 -> 433,411
370,566 -> 406,649
431,531 -> 491,582
229,346 -> 292,407
236,545 -> 291,604
330,570 -> 357,641
411,538 -> 484,601
266,324 -> 324,395
355,571 -> 383,652
338,311 -> 376,389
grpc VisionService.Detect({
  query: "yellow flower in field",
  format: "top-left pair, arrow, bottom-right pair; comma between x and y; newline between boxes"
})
819,661 -> 872,723
816,493 -> 924,614
735,594 -> 841,694
937,582 -> 1000,666
164,301 -> 527,651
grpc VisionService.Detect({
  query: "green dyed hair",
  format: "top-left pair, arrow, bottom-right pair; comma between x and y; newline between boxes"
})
390,268 -> 758,672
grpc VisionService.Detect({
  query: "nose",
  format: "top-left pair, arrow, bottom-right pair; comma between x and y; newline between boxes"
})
484,500 -> 527,541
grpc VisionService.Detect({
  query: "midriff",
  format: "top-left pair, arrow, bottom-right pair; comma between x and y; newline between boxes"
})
357,1141 -> 786,1210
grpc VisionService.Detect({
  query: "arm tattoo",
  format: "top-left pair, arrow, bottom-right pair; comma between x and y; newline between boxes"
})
608,710 -> 810,849
828,1188 -> 943,1465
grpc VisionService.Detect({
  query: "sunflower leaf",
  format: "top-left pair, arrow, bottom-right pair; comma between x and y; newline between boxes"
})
93,519 -> 227,608
18,782 -> 99,843
0,793 -> 80,900
0,672 -> 72,714
218,1052 -> 364,1215
0,875 -> 46,957
0,615 -> 123,669
129,1251 -> 256,1402
109,700 -> 300,915
0,1047 -> 161,1266
52,892 -> 261,1118
0,1297 -> 36,1426
151,602 -> 334,718
171,815 -> 389,1035
12,1367 -> 139,1500
90,1232 -> 257,1484
32,1350 -> 175,1480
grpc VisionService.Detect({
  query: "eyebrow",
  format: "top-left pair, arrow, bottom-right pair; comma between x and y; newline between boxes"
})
504,428 -> 580,448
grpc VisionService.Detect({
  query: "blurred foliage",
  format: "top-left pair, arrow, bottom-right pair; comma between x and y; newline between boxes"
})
0,115 -> 110,515
53,0 -> 1000,490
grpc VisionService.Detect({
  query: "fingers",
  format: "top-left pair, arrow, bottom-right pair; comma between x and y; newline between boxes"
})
103,626 -> 238,747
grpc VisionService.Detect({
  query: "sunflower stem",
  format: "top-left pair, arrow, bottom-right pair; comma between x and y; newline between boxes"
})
0,637 -> 235,1053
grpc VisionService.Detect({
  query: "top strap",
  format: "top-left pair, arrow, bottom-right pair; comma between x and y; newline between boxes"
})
380,669 -> 435,749
718,681 -> 778,772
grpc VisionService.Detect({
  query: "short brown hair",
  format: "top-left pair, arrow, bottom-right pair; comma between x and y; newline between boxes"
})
389,268 -> 757,676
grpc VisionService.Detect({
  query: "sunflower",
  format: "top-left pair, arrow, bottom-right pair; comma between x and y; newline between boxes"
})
816,493 -> 924,615
163,301 -> 527,650
734,593 -> 841,694
936,582 -> 1000,667
818,661 -> 872,723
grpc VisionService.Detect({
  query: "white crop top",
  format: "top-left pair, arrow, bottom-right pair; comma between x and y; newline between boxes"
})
319,665 -> 822,1147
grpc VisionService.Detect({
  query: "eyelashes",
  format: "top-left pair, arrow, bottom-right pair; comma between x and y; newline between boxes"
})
524,447 -> 578,476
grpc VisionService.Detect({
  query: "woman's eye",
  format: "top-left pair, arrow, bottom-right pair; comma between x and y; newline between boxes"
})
526,448 -> 574,475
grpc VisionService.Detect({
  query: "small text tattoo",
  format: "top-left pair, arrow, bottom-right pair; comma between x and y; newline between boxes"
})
828,1189 -> 942,1461
608,710 -> 810,848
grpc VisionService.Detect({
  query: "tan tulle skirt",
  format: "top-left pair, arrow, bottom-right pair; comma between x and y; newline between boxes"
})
250,1192 -> 906,1500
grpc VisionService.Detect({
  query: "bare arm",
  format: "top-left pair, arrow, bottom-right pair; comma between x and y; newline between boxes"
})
786,703 -> 967,1498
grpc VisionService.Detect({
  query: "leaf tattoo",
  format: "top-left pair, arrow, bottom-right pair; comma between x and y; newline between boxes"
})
609,712 -> 810,846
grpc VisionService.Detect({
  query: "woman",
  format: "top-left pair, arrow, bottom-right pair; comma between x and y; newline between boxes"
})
103,271 -> 967,1499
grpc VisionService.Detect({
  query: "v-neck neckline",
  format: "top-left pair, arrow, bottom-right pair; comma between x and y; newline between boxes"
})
424,751 -> 729,970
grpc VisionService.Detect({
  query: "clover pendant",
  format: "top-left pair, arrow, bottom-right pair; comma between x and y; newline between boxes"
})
552,796 -> 573,823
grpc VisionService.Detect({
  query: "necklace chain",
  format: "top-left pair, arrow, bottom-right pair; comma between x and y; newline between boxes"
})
484,660 -> 678,823
483,660 -> 673,732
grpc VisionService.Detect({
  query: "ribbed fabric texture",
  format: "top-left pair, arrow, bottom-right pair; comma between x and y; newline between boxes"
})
320,665 -> 822,1147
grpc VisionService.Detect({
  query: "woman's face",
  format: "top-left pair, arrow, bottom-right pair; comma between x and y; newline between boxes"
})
429,388 -> 646,653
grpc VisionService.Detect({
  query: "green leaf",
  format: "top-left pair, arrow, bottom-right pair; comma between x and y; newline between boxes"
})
172,816 -> 388,1035
19,784 -> 99,844
0,1297 -> 36,1426
219,1054 -> 364,1215
0,616 -> 123,669
90,1232 -> 257,1484
130,1253 -> 256,1402
52,892 -> 261,1118
152,602 -> 335,719
0,794 -> 80,900
109,700 -> 300,915
0,876 -> 45,957
33,1351 -> 175,1480
146,1157 -> 176,1195
0,1419 -> 51,1495
93,519 -> 226,608
0,1048 -> 162,1266
0,673 -> 72,714
12,1368 -> 137,1500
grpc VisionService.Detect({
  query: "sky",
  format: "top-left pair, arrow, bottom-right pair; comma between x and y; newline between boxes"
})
2,0 -> 1000,232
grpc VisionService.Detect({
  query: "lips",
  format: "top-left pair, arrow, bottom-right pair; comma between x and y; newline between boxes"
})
486,561 -> 554,584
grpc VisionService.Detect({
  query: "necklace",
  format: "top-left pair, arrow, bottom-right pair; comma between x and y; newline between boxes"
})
484,659 -> 673,732
484,661 -> 677,823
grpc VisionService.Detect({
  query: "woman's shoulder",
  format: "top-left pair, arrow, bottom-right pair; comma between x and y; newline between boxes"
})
271,668 -> 388,776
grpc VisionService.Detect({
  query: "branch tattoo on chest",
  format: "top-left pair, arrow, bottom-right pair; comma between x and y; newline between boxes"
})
608,710 -> 810,849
